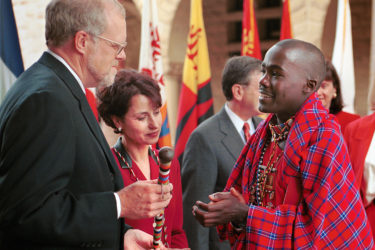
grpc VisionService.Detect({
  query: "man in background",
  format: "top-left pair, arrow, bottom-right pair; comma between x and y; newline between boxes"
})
182,56 -> 262,250
0,0 -> 172,249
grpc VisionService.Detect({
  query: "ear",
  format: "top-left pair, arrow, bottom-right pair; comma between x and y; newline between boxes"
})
111,115 -> 122,128
231,84 -> 243,101
304,79 -> 317,94
74,31 -> 91,55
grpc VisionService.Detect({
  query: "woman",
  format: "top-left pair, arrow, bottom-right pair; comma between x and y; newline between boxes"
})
317,60 -> 360,133
98,69 -> 188,248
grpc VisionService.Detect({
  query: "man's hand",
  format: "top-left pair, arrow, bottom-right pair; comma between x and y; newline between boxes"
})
117,179 -> 173,219
124,229 -> 167,250
192,188 -> 248,227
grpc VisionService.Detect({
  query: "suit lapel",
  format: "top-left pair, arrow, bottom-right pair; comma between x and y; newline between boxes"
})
217,108 -> 245,161
38,53 -> 122,188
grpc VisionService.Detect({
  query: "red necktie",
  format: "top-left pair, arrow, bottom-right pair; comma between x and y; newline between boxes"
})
243,122 -> 251,142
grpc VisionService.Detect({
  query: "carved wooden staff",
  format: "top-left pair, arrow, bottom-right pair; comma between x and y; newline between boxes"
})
153,146 -> 174,248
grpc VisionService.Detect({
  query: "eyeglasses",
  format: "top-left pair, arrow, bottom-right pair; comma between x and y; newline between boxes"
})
94,35 -> 127,55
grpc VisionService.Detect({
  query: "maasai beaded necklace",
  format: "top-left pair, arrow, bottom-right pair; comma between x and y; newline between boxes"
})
255,138 -> 281,206
255,117 -> 294,207
269,117 -> 293,143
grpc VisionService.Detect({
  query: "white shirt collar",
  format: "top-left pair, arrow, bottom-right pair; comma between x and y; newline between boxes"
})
46,50 -> 86,94
224,102 -> 255,144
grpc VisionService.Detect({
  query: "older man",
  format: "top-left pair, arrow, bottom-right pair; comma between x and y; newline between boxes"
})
0,0 -> 171,249
192,39 -> 374,248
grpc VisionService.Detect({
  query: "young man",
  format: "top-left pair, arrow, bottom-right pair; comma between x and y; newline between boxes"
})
0,0 -> 172,249
182,56 -> 262,250
192,39 -> 374,248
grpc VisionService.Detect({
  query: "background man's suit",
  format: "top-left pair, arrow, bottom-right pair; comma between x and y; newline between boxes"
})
0,52 -> 128,249
181,107 -> 262,250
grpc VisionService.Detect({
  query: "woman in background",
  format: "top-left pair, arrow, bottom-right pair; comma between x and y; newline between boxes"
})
98,69 -> 188,248
317,60 -> 360,133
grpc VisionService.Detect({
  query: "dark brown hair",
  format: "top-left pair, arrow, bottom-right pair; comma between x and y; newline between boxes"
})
222,56 -> 262,101
325,60 -> 343,114
97,69 -> 161,133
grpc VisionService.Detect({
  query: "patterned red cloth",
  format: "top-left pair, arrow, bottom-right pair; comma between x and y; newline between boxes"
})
217,93 -> 374,249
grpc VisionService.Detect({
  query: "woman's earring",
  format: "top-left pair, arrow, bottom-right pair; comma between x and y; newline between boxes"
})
333,93 -> 337,98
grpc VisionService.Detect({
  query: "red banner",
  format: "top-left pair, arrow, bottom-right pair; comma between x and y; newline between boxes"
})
280,0 -> 293,40
241,0 -> 261,59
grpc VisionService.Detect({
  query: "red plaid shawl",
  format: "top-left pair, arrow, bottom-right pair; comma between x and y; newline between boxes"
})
217,93 -> 374,249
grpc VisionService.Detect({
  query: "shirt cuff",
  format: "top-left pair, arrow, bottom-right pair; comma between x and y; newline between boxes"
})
114,193 -> 121,218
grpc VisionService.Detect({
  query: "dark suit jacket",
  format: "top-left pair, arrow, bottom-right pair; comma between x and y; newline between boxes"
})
0,52 -> 128,249
181,107 -> 262,250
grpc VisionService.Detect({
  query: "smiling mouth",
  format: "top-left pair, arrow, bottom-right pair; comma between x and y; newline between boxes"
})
148,131 -> 160,137
259,92 -> 273,99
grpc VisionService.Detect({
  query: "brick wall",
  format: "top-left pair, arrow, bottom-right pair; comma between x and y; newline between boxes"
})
12,0 -> 49,69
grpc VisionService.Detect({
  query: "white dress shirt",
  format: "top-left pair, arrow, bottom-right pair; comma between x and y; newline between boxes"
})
46,50 -> 86,94
224,102 -> 255,144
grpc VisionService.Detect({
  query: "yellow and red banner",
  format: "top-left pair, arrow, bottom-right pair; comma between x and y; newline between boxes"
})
241,0 -> 261,59
280,0 -> 293,40
139,0 -> 172,148
175,0 -> 213,162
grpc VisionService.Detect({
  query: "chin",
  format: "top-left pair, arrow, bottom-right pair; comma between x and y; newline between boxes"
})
109,68 -> 118,81
258,105 -> 267,113
146,138 -> 159,146
98,74 -> 115,88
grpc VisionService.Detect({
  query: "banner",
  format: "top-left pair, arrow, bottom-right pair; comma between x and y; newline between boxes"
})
139,0 -> 172,148
0,0 -> 24,102
280,0 -> 293,40
241,0 -> 261,59
332,0 -> 355,113
175,0 -> 213,163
